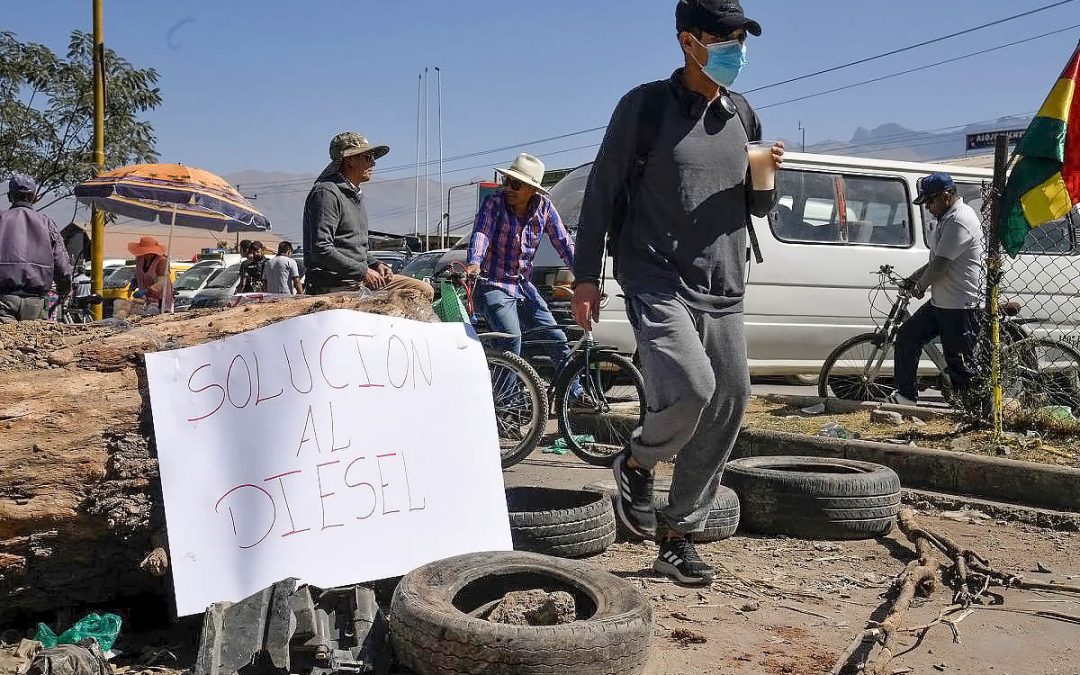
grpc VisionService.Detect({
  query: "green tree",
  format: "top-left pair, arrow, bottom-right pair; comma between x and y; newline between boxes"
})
0,29 -> 162,210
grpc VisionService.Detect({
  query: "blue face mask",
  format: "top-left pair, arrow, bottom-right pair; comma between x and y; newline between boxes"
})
692,37 -> 747,88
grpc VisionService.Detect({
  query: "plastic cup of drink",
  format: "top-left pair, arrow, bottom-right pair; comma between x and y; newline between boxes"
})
746,140 -> 779,191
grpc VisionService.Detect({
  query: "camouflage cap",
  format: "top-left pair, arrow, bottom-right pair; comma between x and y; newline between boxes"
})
329,132 -> 390,163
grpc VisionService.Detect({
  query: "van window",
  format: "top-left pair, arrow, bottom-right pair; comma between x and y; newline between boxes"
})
769,169 -> 912,247
1017,212 -> 1077,255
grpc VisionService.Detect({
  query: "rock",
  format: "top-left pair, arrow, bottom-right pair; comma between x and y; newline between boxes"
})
910,416 -> 927,427
738,601 -> 760,612
139,547 -> 169,577
46,350 -> 77,367
487,589 -> 576,626
870,409 -> 904,426
1036,561 -> 1053,574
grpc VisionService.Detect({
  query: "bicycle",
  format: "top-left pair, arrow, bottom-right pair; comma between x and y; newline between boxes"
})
444,271 -> 645,468
50,293 -> 103,324
818,265 -> 1080,413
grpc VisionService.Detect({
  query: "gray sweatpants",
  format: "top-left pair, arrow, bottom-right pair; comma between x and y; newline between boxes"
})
0,294 -> 47,324
627,292 -> 750,534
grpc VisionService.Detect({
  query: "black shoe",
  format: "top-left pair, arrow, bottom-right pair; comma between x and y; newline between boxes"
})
654,536 -> 715,585
612,447 -> 656,539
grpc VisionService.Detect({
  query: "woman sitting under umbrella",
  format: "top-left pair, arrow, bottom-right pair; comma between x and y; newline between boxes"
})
128,236 -> 170,311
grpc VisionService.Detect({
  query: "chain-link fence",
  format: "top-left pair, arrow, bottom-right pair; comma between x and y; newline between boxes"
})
959,181 -> 1080,432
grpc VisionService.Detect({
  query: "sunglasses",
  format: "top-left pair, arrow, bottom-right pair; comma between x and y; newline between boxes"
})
502,176 -> 525,191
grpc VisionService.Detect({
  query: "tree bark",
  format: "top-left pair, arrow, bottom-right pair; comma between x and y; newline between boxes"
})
0,291 -> 436,623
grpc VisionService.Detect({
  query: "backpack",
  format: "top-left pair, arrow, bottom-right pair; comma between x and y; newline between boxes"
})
607,81 -> 765,277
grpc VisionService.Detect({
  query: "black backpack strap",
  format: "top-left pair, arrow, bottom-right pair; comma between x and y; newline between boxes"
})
729,91 -> 765,265
607,81 -> 670,276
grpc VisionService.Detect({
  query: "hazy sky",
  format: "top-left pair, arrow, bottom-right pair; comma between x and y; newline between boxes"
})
6,0 -> 1079,193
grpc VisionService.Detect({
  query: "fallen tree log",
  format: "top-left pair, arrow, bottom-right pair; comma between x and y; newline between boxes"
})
0,291 -> 436,624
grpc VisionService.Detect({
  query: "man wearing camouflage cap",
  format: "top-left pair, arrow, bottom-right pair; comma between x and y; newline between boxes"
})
302,132 -> 433,300
0,174 -> 73,322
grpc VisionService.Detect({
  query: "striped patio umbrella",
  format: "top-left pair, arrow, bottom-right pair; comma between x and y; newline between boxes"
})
74,163 -> 270,233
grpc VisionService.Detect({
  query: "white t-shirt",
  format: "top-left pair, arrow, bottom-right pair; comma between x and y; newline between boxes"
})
929,196 -> 984,310
262,255 -> 300,295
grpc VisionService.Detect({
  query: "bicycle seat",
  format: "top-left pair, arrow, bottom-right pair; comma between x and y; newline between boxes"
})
82,294 -> 103,305
1002,301 -> 1022,316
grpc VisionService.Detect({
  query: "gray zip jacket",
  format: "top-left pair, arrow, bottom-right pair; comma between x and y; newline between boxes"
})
302,170 -> 379,288
574,70 -> 775,314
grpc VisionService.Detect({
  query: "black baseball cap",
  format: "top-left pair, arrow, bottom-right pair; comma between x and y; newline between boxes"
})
676,0 -> 762,37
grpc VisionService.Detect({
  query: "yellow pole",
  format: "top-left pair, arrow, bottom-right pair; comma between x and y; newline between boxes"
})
988,135 -> 1009,442
90,0 -> 105,320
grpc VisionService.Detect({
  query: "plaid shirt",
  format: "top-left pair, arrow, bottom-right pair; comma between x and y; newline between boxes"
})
467,190 -> 574,300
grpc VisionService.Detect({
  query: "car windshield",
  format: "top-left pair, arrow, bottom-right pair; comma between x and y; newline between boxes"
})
205,264 -> 241,289
174,265 -> 219,290
104,266 -> 135,288
401,252 -> 441,279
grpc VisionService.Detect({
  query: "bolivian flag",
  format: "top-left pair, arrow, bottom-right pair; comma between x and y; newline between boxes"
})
1002,42 -> 1080,256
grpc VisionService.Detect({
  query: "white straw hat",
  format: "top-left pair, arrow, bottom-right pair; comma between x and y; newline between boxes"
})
494,153 -> 547,194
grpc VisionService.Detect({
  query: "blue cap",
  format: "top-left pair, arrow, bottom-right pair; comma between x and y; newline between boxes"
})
913,172 -> 955,205
8,173 -> 37,196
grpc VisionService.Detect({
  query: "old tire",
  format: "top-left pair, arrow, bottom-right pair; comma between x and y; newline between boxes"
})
721,456 -> 900,540
506,487 -> 616,558
389,551 -> 652,675
652,485 -> 740,543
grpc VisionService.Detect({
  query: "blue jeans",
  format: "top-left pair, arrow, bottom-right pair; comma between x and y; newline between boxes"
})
478,286 -> 579,394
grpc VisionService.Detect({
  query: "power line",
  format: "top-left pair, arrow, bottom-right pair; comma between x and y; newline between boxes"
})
757,24 -> 1080,110
744,0 -> 1078,93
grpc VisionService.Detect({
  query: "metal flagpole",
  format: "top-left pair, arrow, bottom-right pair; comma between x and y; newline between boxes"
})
414,72 -> 422,239
423,67 -> 430,252
436,66 -> 445,248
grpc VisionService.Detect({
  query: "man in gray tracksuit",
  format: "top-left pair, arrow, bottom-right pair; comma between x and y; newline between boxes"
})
572,0 -> 783,584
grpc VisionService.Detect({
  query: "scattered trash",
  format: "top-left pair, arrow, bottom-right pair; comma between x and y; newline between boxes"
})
1036,561 -> 1053,574
23,641 -> 110,675
940,508 -> 991,525
487,590 -> 576,626
818,423 -> 858,440
194,577 -> 389,675
34,614 -> 122,654
1036,405 -> 1076,423
800,403 -> 826,415
544,435 -> 594,455
870,409 -> 905,426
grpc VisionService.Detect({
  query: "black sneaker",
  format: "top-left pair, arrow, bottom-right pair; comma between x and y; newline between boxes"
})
654,536 -> 715,585
612,447 -> 656,539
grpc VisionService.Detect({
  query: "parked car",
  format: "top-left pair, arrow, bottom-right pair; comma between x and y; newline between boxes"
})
533,152 -> 1078,376
401,249 -> 449,281
188,263 -> 243,310
173,261 -> 227,310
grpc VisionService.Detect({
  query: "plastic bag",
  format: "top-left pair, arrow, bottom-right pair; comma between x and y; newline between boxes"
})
34,613 -> 122,653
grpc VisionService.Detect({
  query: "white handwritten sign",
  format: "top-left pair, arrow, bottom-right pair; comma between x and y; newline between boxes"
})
145,309 -> 512,616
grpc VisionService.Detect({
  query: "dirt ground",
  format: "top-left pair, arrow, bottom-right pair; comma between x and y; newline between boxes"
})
507,451 -> 1080,675
1,418 -> 1077,674
743,395 -> 1080,469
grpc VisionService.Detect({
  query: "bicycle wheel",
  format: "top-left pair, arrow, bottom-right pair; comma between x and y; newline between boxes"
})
485,350 -> 548,469
1000,337 -> 1080,414
818,333 -> 898,401
555,351 -> 645,467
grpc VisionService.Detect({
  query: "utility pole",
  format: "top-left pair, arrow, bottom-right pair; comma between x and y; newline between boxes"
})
414,72 -> 421,239
90,0 -> 106,320
423,67 -> 430,252
798,121 -> 806,152
435,66 -> 445,248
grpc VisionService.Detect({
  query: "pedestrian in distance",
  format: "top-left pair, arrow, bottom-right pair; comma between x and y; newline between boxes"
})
302,131 -> 434,301
263,241 -> 304,295
465,153 -> 584,397
237,240 -> 268,293
571,0 -> 784,584
890,172 -> 985,407
0,174 -> 73,323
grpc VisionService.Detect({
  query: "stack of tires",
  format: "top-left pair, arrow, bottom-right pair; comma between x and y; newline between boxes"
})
505,487 -> 617,558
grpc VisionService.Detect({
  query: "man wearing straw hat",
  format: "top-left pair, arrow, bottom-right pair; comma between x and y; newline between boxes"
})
303,132 -> 433,300
0,174 -> 72,323
465,153 -> 580,390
